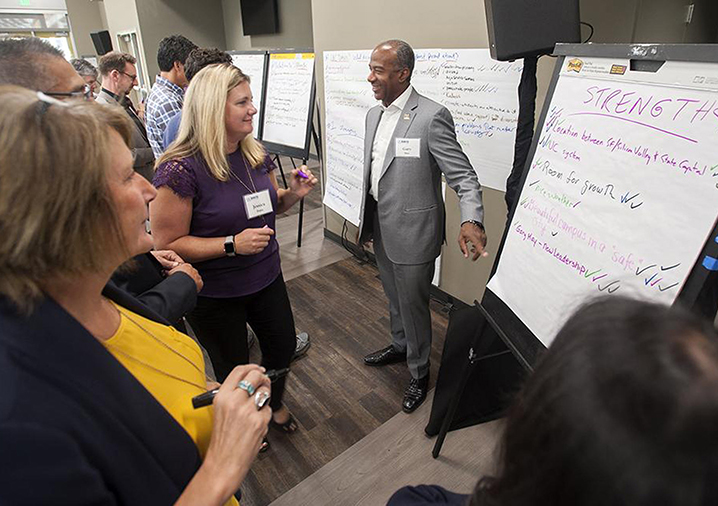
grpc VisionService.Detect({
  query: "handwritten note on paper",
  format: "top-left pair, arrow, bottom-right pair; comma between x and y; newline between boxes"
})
262,53 -> 315,150
322,49 -> 522,226
230,53 -> 266,139
322,50 -> 374,225
487,57 -> 718,347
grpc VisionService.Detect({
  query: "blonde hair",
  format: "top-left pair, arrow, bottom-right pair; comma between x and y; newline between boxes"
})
0,86 -> 132,313
156,63 -> 265,181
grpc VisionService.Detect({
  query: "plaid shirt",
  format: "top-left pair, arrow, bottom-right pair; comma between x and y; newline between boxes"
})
145,76 -> 184,158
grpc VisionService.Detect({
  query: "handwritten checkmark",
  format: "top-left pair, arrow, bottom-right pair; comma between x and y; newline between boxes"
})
650,277 -> 662,287
572,201 -> 581,208
661,263 -> 680,271
592,273 -> 608,282
551,231 -> 558,236
585,269 -> 601,279
520,198 -> 529,206
658,282 -> 679,292
644,273 -> 658,285
528,180 -> 540,187
636,264 -> 656,276
598,280 -> 620,292
630,201 -> 643,209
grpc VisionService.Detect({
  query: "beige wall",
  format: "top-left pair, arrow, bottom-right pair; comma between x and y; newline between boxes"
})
65,0 -> 107,57
222,0 -> 313,51
222,0 -> 251,51
101,0 -> 141,47
135,0 -> 227,80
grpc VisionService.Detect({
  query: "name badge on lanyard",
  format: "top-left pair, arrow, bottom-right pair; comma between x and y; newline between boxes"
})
244,189 -> 273,219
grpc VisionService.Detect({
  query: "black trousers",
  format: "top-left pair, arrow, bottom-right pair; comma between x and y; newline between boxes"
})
186,273 -> 296,410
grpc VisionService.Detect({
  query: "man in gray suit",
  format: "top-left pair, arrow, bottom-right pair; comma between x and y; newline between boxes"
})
360,40 -> 487,413
96,51 -> 155,182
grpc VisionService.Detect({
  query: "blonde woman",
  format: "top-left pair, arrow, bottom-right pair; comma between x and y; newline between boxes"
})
151,64 -> 317,435
0,86 -> 271,505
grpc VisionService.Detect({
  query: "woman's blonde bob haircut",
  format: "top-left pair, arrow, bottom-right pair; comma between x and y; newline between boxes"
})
0,86 -> 132,313
156,63 -> 265,180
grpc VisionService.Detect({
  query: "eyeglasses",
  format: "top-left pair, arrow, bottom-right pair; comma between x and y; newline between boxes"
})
44,83 -> 93,101
120,70 -> 138,82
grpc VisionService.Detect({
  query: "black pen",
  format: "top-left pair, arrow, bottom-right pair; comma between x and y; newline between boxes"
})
191,368 -> 290,409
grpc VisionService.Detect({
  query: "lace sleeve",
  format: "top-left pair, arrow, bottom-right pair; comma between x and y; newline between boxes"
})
262,153 -> 277,175
153,159 -> 197,199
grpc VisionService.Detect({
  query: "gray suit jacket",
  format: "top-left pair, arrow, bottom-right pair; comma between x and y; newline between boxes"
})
96,89 -> 155,181
358,88 -> 484,265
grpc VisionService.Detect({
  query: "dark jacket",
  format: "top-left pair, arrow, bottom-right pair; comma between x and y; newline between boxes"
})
0,286 -> 202,505
111,252 -> 197,331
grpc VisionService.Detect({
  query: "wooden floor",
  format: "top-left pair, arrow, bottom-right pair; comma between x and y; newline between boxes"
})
240,258 -> 453,506
269,393 -> 503,506
276,207 -> 350,282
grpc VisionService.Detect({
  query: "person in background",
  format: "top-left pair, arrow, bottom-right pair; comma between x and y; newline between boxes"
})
161,47 -> 233,151
389,296 -> 718,505
151,64 -> 317,439
96,51 -> 155,182
359,40 -> 487,413
0,86 -> 270,505
145,34 -> 197,158
0,36 -> 201,330
70,57 -> 99,98
0,37 -> 90,99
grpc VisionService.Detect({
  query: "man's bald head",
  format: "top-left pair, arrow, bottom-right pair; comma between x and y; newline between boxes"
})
0,37 -> 85,94
373,39 -> 415,80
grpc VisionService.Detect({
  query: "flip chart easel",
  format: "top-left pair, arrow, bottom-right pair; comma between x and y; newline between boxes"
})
261,51 -> 316,160
228,50 -> 269,140
433,43 -> 718,457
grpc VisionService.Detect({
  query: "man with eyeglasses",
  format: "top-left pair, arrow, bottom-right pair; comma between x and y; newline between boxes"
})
0,36 -> 202,334
96,51 -> 155,182
71,58 -> 100,98
0,37 -> 92,100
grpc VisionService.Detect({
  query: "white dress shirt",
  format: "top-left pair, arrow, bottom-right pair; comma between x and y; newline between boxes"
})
370,85 -> 413,199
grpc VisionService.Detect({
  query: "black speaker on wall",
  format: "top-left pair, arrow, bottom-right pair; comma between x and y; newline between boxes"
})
485,0 -> 581,61
90,30 -> 113,55
240,0 -> 279,36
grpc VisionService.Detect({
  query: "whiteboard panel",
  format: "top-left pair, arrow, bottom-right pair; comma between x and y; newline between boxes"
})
323,49 -> 522,226
487,56 -> 718,347
230,52 -> 267,139
262,52 -> 315,152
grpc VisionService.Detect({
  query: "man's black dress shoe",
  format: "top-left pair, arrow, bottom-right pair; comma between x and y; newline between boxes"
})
363,345 -> 407,366
402,374 -> 429,413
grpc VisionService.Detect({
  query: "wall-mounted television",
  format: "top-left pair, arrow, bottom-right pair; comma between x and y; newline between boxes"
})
240,0 -> 279,36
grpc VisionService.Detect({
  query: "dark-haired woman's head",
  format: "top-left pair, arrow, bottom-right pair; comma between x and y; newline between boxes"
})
474,296 -> 718,506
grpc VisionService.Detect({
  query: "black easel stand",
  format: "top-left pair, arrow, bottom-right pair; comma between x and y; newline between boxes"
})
431,302 -> 526,458
290,157 -> 308,248
273,155 -> 289,189
268,120 -> 321,248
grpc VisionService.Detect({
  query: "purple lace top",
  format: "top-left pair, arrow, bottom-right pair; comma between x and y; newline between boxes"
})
153,150 -> 280,298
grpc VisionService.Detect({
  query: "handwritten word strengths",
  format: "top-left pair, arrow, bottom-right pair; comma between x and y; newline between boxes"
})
583,86 -> 718,126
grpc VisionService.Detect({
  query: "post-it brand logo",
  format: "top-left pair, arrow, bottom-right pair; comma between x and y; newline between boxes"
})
566,58 -> 583,73
610,64 -> 627,75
